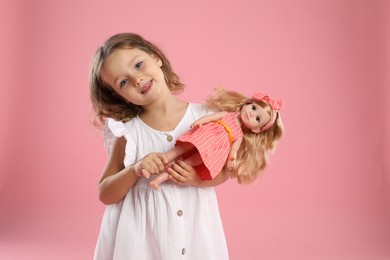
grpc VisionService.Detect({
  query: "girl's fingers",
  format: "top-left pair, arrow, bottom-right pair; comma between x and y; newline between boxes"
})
140,153 -> 168,175
151,158 -> 165,173
168,175 -> 184,186
171,161 -> 187,175
167,161 -> 200,186
167,164 -> 187,183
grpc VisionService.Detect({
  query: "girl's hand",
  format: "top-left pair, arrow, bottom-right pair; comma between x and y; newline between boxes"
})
167,160 -> 202,187
134,153 -> 168,178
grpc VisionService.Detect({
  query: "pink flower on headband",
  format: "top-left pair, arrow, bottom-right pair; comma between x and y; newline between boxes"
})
252,92 -> 284,110
251,92 -> 284,132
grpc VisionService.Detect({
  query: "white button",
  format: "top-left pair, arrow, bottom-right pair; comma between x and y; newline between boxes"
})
167,135 -> 173,142
177,210 -> 183,217
182,248 -> 186,255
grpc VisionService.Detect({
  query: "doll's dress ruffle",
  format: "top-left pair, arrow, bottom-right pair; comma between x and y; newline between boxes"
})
176,112 -> 243,180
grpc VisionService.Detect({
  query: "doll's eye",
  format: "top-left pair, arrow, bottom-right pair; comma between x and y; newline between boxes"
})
120,79 -> 128,88
251,104 -> 256,110
256,116 -> 260,122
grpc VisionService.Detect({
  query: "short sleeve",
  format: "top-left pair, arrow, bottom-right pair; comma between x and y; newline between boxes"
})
102,118 -> 126,155
107,118 -> 127,137
124,137 -> 137,167
103,118 -> 137,166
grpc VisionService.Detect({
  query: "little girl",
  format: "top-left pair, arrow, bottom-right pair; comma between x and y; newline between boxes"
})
145,88 -> 284,190
90,33 -> 229,259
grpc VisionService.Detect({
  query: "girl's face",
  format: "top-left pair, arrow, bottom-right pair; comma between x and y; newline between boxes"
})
240,103 -> 271,133
101,48 -> 166,106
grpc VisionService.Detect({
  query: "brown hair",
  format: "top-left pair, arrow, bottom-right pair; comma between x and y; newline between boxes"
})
206,88 -> 284,184
89,33 -> 185,125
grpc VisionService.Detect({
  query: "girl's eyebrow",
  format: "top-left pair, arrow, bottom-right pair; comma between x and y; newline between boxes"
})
127,55 -> 141,66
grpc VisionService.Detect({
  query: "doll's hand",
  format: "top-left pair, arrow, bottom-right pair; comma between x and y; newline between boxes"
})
191,119 -> 205,129
226,155 -> 236,171
167,160 -> 202,187
134,153 -> 168,179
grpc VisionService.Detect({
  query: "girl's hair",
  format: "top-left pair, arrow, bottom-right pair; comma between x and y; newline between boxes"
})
89,33 -> 185,125
206,88 -> 284,184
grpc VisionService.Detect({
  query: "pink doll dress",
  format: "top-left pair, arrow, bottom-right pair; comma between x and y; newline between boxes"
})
176,112 -> 243,180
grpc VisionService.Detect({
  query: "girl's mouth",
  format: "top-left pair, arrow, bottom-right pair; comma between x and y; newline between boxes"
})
140,81 -> 152,94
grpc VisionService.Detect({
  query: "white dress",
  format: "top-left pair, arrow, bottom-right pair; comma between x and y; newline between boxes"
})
94,103 -> 229,260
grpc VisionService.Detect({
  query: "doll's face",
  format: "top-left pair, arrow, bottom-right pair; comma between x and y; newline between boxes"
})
240,103 -> 270,133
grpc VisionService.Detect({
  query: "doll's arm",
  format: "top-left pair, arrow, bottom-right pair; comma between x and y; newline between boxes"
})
226,137 -> 243,170
191,111 -> 228,128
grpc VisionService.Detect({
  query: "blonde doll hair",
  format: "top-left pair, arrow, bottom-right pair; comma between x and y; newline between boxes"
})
89,33 -> 185,126
206,88 -> 284,184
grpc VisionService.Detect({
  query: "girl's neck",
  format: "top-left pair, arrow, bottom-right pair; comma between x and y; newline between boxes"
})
142,90 -> 182,114
139,92 -> 188,132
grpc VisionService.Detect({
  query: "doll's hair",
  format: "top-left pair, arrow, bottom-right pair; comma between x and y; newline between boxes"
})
89,33 -> 185,125
206,88 -> 284,184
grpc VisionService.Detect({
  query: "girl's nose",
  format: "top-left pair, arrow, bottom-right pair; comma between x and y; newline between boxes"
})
135,76 -> 143,86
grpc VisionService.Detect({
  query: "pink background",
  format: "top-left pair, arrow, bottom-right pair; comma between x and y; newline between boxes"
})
1,0 -> 389,259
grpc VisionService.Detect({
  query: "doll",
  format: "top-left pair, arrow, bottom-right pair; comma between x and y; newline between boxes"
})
142,88 -> 284,189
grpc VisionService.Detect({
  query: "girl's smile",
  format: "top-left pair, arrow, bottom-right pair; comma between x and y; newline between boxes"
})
140,80 -> 153,95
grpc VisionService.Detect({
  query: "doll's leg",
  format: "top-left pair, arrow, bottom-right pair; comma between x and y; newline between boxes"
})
149,149 -> 203,190
182,152 -> 203,166
149,172 -> 169,190
149,153 -> 202,190
147,143 -> 198,190
164,142 -> 196,162
141,143 -> 195,179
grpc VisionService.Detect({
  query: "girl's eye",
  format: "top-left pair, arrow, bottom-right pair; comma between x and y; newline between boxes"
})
251,104 -> 256,111
120,79 -> 128,88
256,116 -> 260,122
135,61 -> 143,69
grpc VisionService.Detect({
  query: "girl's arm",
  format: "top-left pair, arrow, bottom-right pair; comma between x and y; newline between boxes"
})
99,137 -> 168,204
192,111 -> 228,128
98,137 -> 138,205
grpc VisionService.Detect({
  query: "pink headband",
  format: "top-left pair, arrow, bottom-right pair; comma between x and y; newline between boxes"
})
252,92 -> 284,132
